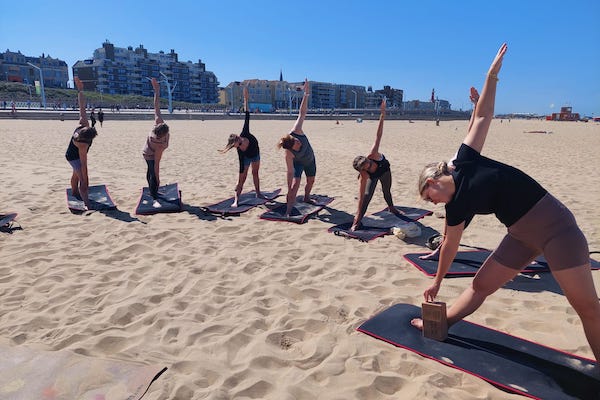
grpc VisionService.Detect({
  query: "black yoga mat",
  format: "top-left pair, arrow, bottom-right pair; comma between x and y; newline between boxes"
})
358,303 -> 599,400
66,185 -> 116,212
135,183 -> 182,215
404,250 -> 600,277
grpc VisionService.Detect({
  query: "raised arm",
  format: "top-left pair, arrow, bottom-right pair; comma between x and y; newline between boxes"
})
243,86 -> 249,113
242,86 -> 250,135
291,79 -> 309,134
74,77 -> 89,127
368,98 -> 386,157
463,43 -> 507,153
152,78 -> 164,125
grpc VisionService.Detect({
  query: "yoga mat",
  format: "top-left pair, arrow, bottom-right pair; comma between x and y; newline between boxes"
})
0,343 -> 167,400
203,189 -> 281,215
404,250 -> 600,277
135,183 -> 182,215
0,213 -> 18,227
66,185 -> 116,212
259,194 -> 334,224
328,206 -> 432,242
358,303 -> 599,400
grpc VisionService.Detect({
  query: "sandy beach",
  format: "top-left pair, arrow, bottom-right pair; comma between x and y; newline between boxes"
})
1,116 -> 599,399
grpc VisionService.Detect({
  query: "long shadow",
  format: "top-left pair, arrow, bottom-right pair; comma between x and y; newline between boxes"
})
315,205 -> 354,225
181,203 -> 220,221
503,272 -> 564,295
96,207 -> 145,223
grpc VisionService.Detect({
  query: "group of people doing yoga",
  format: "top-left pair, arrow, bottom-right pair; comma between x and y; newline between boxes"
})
65,43 -> 599,362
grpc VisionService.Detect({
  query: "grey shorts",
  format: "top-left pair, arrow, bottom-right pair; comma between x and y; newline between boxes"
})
491,193 -> 589,271
68,159 -> 82,171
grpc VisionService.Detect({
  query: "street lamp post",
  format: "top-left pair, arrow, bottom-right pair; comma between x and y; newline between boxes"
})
159,71 -> 176,114
351,90 -> 357,109
27,62 -> 46,109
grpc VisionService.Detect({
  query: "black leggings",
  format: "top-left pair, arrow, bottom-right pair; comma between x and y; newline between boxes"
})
146,159 -> 158,198
359,170 -> 394,218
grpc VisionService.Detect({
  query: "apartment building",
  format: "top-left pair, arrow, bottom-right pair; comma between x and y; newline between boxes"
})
72,41 -> 219,103
0,50 -> 69,88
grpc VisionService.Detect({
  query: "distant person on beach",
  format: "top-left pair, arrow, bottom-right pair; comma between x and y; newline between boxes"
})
98,108 -> 104,127
412,43 -> 600,362
65,77 -> 98,210
351,98 -> 404,231
219,86 -> 263,207
277,79 -> 316,217
90,108 -> 96,127
142,78 -> 170,208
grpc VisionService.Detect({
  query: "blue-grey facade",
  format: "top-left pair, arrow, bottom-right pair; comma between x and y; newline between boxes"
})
72,41 -> 219,103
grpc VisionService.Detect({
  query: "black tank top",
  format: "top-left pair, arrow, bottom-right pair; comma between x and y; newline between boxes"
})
65,128 -> 91,161
367,155 -> 391,180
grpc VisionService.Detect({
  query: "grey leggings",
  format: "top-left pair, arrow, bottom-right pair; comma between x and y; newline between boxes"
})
358,170 -> 394,220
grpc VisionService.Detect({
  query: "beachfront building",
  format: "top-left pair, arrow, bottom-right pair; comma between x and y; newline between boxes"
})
376,86 -> 404,109
0,50 -> 69,88
404,99 -> 451,113
222,79 -> 407,112
72,41 -> 219,104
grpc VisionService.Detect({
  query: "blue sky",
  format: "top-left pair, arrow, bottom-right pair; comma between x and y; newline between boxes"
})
2,0 -> 599,116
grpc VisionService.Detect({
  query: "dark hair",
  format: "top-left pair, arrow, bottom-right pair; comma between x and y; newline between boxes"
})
75,126 -> 98,144
153,122 -> 169,138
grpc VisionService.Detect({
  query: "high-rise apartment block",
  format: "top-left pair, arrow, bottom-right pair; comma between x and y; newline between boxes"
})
72,41 -> 219,104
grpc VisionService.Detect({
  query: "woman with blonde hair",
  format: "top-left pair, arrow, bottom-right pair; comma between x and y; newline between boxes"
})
277,79 -> 316,217
219,86 -> 262,208
412,43 -> 600,362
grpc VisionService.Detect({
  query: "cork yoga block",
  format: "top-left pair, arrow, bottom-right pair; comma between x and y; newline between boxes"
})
422,302 -> 448,341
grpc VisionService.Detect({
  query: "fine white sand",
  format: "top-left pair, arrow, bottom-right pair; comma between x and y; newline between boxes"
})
1,117 -> 598,399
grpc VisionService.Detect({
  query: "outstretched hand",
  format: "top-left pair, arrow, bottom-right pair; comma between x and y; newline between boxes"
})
469,87 -> 479,104
488,43 -> 508,77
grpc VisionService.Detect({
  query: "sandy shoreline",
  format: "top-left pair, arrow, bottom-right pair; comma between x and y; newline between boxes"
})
1,118 -> 599,399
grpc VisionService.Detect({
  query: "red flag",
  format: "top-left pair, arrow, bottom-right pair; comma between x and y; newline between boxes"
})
431,89 -> 435,103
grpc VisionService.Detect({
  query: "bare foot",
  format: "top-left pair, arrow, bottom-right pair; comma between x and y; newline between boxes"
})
152,200 -> 162,208
231,202 -> 238,208
410,318 -> 424,330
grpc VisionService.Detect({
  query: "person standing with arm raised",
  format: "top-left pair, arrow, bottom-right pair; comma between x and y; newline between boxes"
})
65,77 -> 97,210
277,79 -> 316,217
412,43 -> 600,362
351,98 -> 404,231
142,77 -> 170,208
219,85 -> 263,208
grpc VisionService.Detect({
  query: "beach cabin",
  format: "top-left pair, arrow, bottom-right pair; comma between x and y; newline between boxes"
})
546,106 -> 580,121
